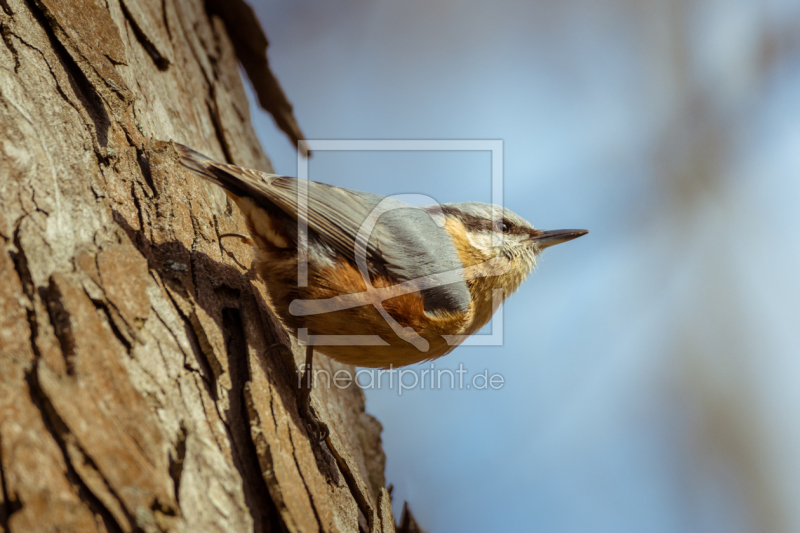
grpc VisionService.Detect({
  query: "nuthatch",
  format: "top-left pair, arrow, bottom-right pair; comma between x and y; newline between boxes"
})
176,143 -> 587,440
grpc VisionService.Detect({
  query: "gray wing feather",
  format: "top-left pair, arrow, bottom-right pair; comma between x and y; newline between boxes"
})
176,143 -> 471,315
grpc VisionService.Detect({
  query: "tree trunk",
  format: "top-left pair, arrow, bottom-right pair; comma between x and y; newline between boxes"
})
0,0 -> 397,531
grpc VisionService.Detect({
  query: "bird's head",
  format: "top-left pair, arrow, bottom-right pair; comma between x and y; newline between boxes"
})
439,201 -> 588,297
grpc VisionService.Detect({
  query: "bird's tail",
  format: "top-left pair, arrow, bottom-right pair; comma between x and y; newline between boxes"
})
174,142 -> 287,214
174,142 -> 225,187
174,142 -> 259,202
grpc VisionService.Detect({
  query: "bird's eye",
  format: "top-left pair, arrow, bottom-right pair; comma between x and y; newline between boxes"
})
495,220 -> 510,233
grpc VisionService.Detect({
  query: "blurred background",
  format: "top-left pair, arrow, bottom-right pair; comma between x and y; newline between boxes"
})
244,0 -> 800,531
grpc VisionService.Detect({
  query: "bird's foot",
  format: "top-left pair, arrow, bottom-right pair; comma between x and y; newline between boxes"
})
219,232 -> 254,247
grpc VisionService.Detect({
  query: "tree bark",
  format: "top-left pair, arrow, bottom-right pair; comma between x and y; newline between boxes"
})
0,0 -> 397,531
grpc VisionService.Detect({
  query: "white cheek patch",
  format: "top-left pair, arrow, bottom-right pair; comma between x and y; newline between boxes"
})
236,197 -> 289,249
465,230 -> 494,251
466,231 -> 527,251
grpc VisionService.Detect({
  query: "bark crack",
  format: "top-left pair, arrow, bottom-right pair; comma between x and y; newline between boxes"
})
11,32 -> 80,124
0,0 -> 12,16
96,302 -> 134,349
187,209 -> 202,294
162,284 -> 217,397
10,222 -> 43,361
327,440 -> 376,532
26,364 -> 127,533
286,422 -> 324,530
120,0 -> 169,70
0,440 -> 19,532
168,422 -> 187,505
130,181 -> 148,245
207,93 -> 233,163
28,0 -> 129,101
22,0 -> 113,153
160,0 -> 171,41
221,307 -> 284,533
136,147 -> 158,198
0,22 -> 21,72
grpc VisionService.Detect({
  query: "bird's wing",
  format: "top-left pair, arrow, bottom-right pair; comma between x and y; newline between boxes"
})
176,143 -> 471,316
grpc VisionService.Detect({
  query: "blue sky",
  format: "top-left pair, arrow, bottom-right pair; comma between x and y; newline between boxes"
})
244,1 -> 800,531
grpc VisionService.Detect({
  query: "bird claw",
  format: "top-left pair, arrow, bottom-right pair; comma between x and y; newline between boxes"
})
219,232 -> 253,244
304,406 -> 330,443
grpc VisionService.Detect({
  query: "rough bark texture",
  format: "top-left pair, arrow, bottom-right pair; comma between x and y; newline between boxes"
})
0,0 -> 398,531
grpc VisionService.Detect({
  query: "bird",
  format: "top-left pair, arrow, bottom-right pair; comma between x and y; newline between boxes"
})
175,142 -> 588,441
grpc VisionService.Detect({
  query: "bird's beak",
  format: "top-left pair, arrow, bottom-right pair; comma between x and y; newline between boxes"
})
531,229 -> 588,249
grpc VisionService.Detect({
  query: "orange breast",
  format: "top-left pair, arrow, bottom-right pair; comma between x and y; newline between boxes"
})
259,257 -> 474,368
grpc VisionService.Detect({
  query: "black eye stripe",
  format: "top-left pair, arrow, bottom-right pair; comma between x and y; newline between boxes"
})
441,205 -> 491,232
440,206 -> 531,237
